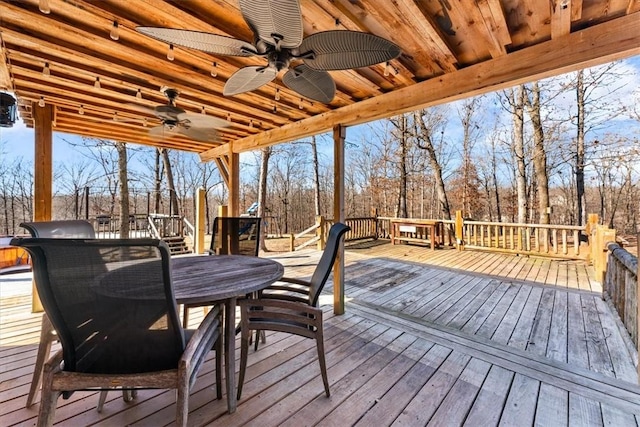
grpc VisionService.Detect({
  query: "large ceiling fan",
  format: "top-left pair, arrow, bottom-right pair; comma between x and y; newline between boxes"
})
126,87 -> 229,142
136,0 -> 401,103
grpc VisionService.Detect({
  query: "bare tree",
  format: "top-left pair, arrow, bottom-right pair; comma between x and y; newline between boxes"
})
258,146 -> 272,251
524,82 -> 550,224
413,109 -> 451,220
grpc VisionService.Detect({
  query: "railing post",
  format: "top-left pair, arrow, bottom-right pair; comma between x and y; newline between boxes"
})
594,224 -> 616,284
587,213 -> 599,262
194,187 -> 205,254
289,233 -> 295,252
218,205 -> 229,254
317,215 -> 325,250
455,210 -> 464,250
371,208 -> 379,240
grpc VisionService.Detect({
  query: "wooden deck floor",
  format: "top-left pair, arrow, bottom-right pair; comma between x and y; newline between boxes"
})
1,242 -> 638,426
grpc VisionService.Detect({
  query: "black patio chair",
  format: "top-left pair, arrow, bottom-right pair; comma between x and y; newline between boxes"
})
20,220 -> 97,408
182,216 -> 261,327
236,222 -> 350,400
11,238 -> 222,427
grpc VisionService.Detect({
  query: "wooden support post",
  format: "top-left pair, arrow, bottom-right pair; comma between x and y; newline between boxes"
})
32,102 -> 53,313
637,233 -> 639,382
455,210 -> 464,250
228,143 -> 240,216
333,125 -> 346,315
194,187 -> 205,254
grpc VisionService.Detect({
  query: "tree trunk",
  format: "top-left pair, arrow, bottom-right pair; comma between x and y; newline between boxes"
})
257,147 -> 271,252
396,114 -> 408,218
414,111 -> 451,220
116,142 -> 130,238
575,70 -> 586,226
310,136 -> 321,216
160,148 -> 179,216
525,82 -> 550,224
154,148 -> 161,213
512,86 -> 528,224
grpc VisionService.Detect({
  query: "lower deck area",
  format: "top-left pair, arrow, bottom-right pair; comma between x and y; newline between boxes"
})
1,242 -> 638,426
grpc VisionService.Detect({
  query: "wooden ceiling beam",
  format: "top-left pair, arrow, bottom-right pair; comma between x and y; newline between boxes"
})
0,37 -> 10,90
200,12 -> 640,161
476,0 -> 512,55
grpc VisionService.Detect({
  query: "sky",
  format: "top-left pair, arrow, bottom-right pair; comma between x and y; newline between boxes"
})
1,56 -> 639,171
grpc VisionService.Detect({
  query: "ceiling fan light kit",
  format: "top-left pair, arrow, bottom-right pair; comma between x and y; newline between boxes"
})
136,0 -> 400,104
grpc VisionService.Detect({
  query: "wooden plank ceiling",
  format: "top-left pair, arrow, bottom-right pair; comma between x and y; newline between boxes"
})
0,0 -> 639,160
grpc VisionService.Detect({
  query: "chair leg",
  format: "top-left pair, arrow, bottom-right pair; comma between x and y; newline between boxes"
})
27,314 -> 55,407
97,390 -> 108,412
37,362 -> 60,427
237,327 -> 251,401
176,385 -> 189,427
315,328 -> 330,397
215,310 -> 223,400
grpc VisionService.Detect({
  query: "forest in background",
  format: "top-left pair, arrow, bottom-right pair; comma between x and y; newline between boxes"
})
1,62 -> 639,237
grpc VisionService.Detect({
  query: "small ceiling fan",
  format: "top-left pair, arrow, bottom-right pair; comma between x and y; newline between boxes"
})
136,0 -> 401,103
126,87 -> 229,142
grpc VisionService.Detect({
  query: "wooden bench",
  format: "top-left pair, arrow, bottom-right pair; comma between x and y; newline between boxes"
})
390,219 -> 444,251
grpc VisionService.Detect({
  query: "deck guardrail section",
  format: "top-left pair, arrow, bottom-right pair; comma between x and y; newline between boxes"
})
604,242 -> 638,347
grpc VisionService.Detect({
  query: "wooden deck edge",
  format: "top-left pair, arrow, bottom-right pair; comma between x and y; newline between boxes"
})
347,299 -> 640,414
348,252 -> 603,298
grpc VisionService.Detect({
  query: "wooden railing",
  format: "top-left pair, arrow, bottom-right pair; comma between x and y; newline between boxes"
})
462,220 -> 588,259
603,243 -> 638,349
290,216 -> 378,251
91,214 -> 151,239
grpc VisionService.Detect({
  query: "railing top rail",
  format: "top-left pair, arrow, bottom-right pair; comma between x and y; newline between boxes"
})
607,242 -> 637,274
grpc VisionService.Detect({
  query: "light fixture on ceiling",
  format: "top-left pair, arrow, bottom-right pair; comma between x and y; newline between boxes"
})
136,88 -> 142,99
201,106 -> 206,114
167,44 -> 175,61
39,0 -> 50,14
226,113 -> 231,122
384,62 -> 390,77
299,98 -> 304,110
275,87 -> 280,101
38,96 -> 45,108
94,77 -> 101,89
249,119 -> 253,129
113,111 -> 118,121
78,104 -> 84,115
110,21 -> 120,41
42,62 -> 50,77
211,62 -> 218,78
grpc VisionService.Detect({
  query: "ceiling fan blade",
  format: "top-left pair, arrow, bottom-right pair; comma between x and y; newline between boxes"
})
283,65 -> 335,103
299,31 -> 401,70
176,126 -> 220,142
239,0 -> 302,48
177,112 -> 230,129
136,27 -> 256,56
223,66 -> 277,96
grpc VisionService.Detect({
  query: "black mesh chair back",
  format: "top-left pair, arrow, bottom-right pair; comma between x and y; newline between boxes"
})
307,222 -> 351,306
211,217 -> 261,256
20,220 -> 96,239
13,238 -> 184,376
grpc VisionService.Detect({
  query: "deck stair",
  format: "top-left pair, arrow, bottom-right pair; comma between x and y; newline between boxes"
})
162,236 -> 191,255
